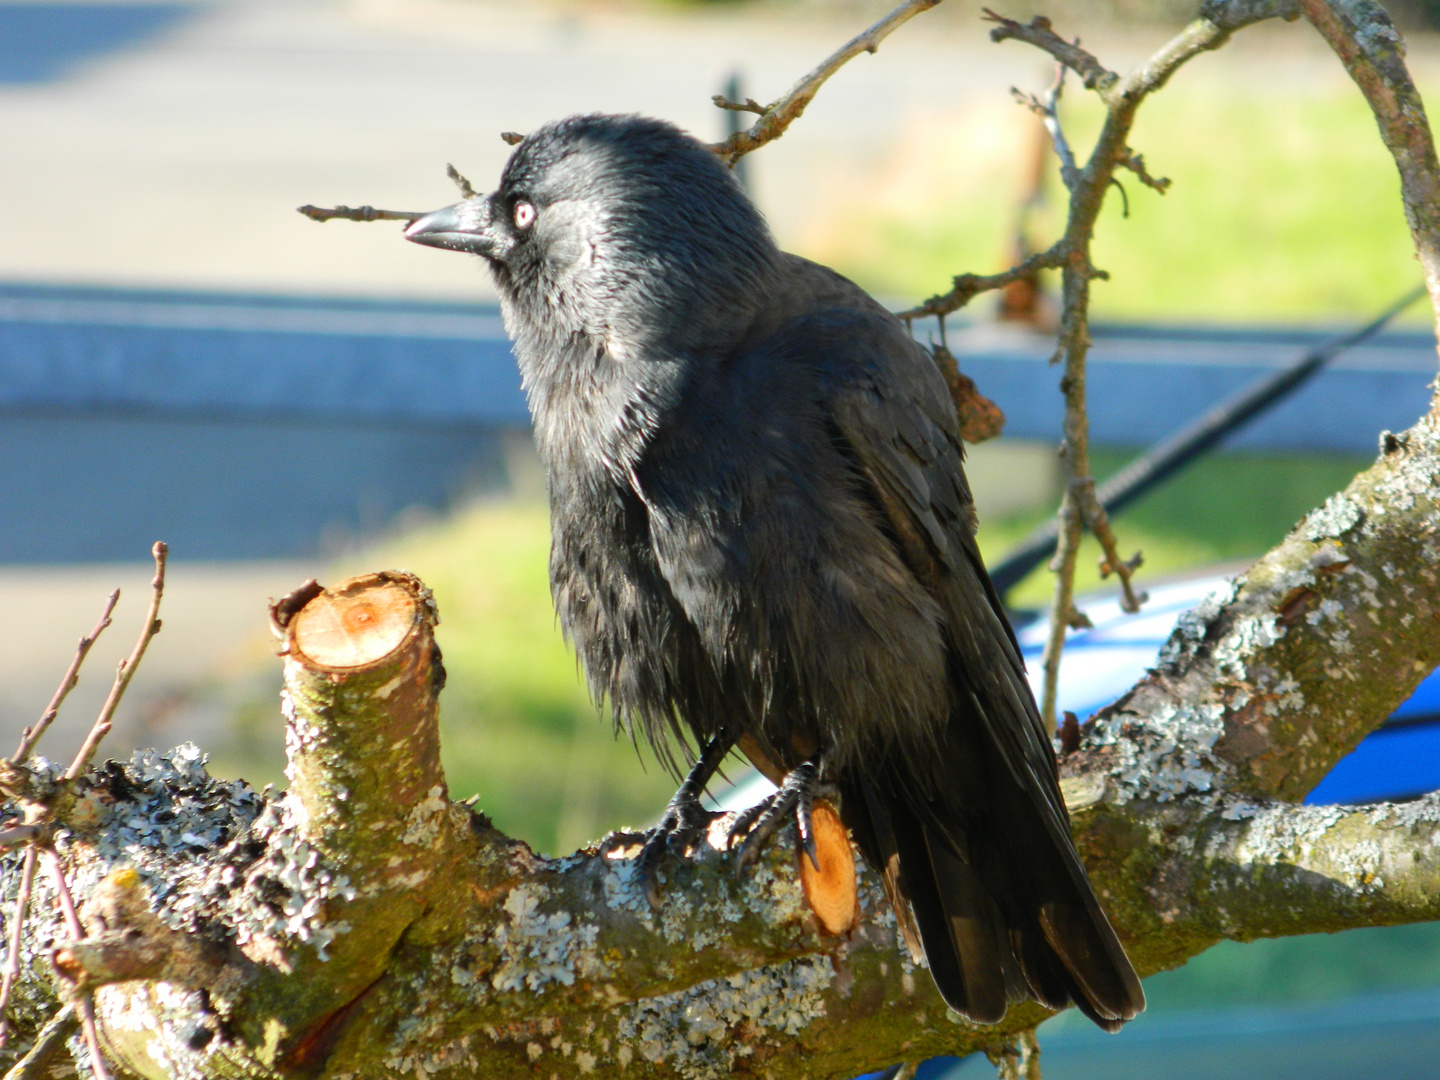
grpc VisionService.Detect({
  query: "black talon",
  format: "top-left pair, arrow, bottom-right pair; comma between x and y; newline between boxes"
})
732,757 -> 821,875
630,734 -> 732,906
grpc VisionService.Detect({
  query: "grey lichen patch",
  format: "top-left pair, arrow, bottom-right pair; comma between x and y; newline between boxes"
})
487,883 -> 607,993
235,798 -> 357,961
615,956 -> 834,1080
400,787 -> 449,847
1088,697 -> 1227,804
1304,492 -> 1364,542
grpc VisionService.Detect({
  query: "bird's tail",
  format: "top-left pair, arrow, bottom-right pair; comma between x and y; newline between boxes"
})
843,772 -> 1144,1031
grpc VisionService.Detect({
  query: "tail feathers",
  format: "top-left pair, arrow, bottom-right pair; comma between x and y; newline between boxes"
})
844,779 -> 1144,1030
889,800 -> 1012,1023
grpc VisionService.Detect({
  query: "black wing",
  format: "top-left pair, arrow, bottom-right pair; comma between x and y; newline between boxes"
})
810,306 -> 1145,1028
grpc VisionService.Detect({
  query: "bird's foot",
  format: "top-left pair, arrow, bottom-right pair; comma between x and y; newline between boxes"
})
629,791 -> 720,907
728,757 -> 824,875
609,734 -> 733,907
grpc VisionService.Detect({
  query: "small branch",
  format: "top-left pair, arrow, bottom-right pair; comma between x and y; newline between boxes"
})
711,95 -> 765,115
1,1005 -> 76,1080
1296,0 -> 1440,348
896,245 -> 1068,321
65,542 -> 167,783
0,846 -> 38,1048
711,0 -> 943,164
445,163 -> 476,199
983,10 -> 1118,96
43,851 -> 109,1080
12,591 -> 118,764
1119,149 -> 1170,193
296,204 -> 423,224
1012,64 -> 1078,190
1081,489 -> 1146,613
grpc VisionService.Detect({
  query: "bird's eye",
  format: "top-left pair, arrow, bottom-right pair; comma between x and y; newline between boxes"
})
513,200 -> 536,230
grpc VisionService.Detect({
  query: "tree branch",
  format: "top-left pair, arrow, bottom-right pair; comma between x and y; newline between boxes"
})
710,0 -> 944,164
1296,0 -> 1440,348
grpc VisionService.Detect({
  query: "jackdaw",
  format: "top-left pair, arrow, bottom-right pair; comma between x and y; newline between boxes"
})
404,113 -> 1144,1030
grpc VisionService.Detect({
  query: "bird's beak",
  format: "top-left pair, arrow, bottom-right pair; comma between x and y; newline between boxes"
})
404,198 -> 507,259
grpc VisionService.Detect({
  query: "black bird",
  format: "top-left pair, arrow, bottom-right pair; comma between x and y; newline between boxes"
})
404,114 -> 1144,1030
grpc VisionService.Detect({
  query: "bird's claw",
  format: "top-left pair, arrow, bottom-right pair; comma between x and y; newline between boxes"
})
728,758 -> 822,875
632,793 -> 719,907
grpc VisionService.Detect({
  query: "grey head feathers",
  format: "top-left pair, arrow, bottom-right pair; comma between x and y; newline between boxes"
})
447,115 -> 779,360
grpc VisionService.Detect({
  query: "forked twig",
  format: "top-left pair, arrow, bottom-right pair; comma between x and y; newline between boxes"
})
65,543 -> 167,783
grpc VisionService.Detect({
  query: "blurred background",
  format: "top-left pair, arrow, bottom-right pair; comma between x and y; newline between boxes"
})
3,0 -> 1440,1076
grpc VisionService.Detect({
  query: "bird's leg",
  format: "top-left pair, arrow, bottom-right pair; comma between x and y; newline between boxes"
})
729,755 -> 824,875
629,734 -> 732,904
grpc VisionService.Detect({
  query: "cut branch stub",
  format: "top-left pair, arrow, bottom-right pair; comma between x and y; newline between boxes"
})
264,572 -> 451,1056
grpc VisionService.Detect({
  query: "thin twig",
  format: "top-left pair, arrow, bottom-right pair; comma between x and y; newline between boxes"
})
711,95 -> 765,115
983,10 -> 1118,96
896,245 -> 1068,321
981,10 -> 1236,726
2,1004 -> 76,1080
711,0 -> 944,163
42,852 -> 109,1080
296,204 -> 423,223
0,846 -> 38,1048
64,543 -> 167,783
1120,149 -> 1171,193
1012,63 -> 1079,190
12,592 -> 118,764
446,163 -> 476,199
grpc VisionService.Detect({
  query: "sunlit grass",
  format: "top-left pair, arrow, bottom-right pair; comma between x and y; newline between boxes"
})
354,501 -> 681,856
804,88 -> 1425,323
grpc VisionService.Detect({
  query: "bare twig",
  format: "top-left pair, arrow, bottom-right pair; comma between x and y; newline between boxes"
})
1012,63 -> 1079,189
983,10 -> 1117,94
12,591 -> 118,764
710,0 -> 944,164
896,246 -> 1068,321
446,163 -> 476,199
1120,149 -> 1170,192
64,543 -> 167,783
711,95 -> 765,115
0,846 -> 38,1048
43,852 -> 109,1080
2,1004 -> 76,1080
979,10 -> 1243,726
1296,0 -> 1440,347
296,204 -> 423,224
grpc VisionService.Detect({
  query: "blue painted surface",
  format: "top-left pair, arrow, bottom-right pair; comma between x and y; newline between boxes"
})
3,281 -> 1437,451
0,282 -> 524,429
0,3 -> 197,84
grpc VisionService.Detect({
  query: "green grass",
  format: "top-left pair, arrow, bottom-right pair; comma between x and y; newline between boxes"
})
806,88 -> 1425,323
1142,923 -> 1440,1013
979,446 -> 1372,608
352,501 -> 683,856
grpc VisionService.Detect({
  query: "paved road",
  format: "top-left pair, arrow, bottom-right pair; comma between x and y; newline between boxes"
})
0,0 -> 1384,300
